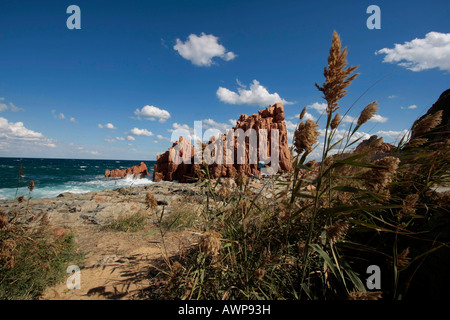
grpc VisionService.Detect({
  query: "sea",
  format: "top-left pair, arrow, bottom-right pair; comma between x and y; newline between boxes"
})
0,157 -> 156,200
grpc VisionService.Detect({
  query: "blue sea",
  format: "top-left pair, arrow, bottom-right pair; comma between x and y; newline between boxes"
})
0,158 -> 156,200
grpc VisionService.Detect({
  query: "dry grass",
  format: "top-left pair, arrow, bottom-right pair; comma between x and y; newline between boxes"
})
152,31 -> 450,301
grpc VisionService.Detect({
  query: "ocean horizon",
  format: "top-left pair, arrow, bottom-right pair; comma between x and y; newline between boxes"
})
0,157 -> 156,200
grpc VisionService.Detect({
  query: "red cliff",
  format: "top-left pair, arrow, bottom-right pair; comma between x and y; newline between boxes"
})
153,103 -> 292,182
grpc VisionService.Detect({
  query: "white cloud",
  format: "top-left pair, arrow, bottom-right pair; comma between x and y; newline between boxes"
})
168,122 -> 193,133
370,114 -> 388,123
126,135 -> 135,141
202,118 -> 234,133
156,134 -> 171,141
9,103 -> 23,112
98,123 -> 116,129
341,114 -> 357,123
376,32 -> 450,72
116,137 -> 125,141
388,95 -> 398,99
134,105 -> 171,123
401,105 -> 418,110
285,120 -> 298,131
104,138 -> 117,143
217,80 -> 293,107
0,101 -> 24,112
0,117 -> 55,149
130,127 -> 153,136
376,129 -> 410,141
52,110 -> 78,123
174,33 -> 236,66
307,102 -> 328,114
291,111 -> 316,122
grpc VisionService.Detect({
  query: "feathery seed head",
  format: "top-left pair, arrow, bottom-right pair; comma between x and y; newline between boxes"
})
357,101 -> 378,127
293,119 -> 320,154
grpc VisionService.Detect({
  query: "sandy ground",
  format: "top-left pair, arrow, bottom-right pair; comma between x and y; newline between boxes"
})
41,224 -> 197,300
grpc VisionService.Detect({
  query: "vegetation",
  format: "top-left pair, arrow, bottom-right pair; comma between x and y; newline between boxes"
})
157,31 -> 449,300
105,211 -> 148,233
1,211 -> 82,299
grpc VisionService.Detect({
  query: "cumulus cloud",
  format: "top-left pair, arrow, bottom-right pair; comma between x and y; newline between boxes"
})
134,105 -> 171,123
371,114 -> 388,123
375,32 -> 450,72
401,105 -> 418,110
130,127 -> 153,136
104,138 -> 117,143
202,118 -> 235,133
0,117 -> 55,149
156,134 -> 171,141
376,129 -> 410,141
217,80 -> 293,107
285,120 -> 298,131
98,123 -> 116,129
174,33 -> 236,66
290,111 -> 316,122
126,135 -> 135,141
307,102 -> 327,114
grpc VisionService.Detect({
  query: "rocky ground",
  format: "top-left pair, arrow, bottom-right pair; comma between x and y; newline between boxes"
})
0,177 -> 285,300
0,181 -> 205,300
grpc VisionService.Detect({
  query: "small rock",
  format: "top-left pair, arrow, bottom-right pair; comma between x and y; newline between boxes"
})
53,229 -> 71,238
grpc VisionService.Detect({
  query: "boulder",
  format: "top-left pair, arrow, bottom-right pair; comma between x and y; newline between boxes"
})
105,162 -> 149,179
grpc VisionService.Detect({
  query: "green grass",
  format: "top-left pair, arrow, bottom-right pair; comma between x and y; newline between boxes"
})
0,231 -> 84,300
105,211 -> 148,232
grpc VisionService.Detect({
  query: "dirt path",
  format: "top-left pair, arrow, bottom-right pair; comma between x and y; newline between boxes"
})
41,224 -> 197,300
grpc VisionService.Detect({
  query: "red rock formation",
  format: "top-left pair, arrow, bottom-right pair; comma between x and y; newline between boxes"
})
153,103 -> 292,182
153,137 -> 197,182
105,162 -> 149,179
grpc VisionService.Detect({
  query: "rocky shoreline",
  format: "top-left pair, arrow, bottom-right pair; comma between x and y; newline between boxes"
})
0,176 -> 289,299
0,181 -> 200,228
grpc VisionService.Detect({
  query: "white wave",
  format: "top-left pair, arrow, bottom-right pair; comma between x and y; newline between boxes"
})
0,174 -> 154,200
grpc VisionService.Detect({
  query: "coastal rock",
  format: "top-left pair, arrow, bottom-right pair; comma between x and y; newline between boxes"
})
153,103 -> 292,182
152,136 -> 197,183
105,162 -> 149,179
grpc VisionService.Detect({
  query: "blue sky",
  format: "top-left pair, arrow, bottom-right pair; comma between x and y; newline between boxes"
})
0,0 -> 449,160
